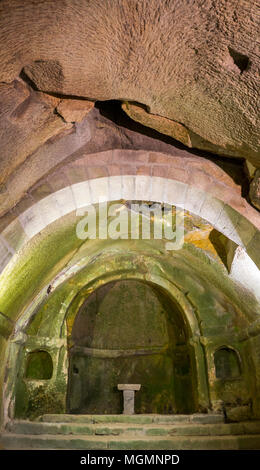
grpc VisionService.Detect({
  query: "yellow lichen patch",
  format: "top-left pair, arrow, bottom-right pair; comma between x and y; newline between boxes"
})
185,228 -> 224,264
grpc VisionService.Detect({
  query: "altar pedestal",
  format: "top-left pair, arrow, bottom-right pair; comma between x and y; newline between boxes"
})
117,384 -> 141,414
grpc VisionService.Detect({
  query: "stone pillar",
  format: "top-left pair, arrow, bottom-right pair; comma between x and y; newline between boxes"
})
117,384 -> 141,415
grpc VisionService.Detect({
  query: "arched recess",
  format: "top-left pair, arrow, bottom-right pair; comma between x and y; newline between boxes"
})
25,350 -> 53,380
214,347 -> 241,380
66,279 -> 198,415
5,252 -> 211,420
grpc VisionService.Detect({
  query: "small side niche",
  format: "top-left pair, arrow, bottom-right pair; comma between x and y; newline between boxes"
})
214,347 -> 241,380
25,350 -> 53,380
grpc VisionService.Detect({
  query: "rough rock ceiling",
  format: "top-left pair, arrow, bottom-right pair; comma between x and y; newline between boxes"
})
0,0 -> 259,214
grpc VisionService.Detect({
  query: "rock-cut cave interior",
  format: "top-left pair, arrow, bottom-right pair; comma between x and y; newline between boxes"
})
0,0 -> 260,451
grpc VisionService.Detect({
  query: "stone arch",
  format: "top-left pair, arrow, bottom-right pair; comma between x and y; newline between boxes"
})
64,269 -> 201,342
0,150 -> 259,276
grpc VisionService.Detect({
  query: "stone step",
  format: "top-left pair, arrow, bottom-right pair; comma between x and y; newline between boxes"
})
6,419 -> 260,437
38,413 -> 224,425
1,432 -> 260,450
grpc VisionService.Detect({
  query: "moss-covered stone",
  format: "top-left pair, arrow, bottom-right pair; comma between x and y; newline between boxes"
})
26,386 -> 64,420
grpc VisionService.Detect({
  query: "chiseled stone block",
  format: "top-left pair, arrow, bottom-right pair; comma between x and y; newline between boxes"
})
135,175 -> 152,201
18,204 -> 45,239
215,204 -> 240,238
37,193 -> 62,227
164,179 -> 188,208
108,175 -> 122,201
150,176 -> 166,203
90,177 -> 109,204
184,186 -> 206,215
0,237 -> 11,260
1,218 -> 28,252
54,186 -> 76,216
121,175 -> 136,201
71,181 -> 92,209
199,195 -> 225,226
233,215 -> 258,249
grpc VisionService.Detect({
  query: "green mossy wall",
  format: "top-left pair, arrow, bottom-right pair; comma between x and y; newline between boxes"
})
69,354 -> 176,414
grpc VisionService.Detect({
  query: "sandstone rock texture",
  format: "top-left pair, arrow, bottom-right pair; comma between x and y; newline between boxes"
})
0,0 -> 259,165
0,79 -> 70,185
250,169 -> 260,210
0,105 -> 242,218
56,99 -> 95,123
